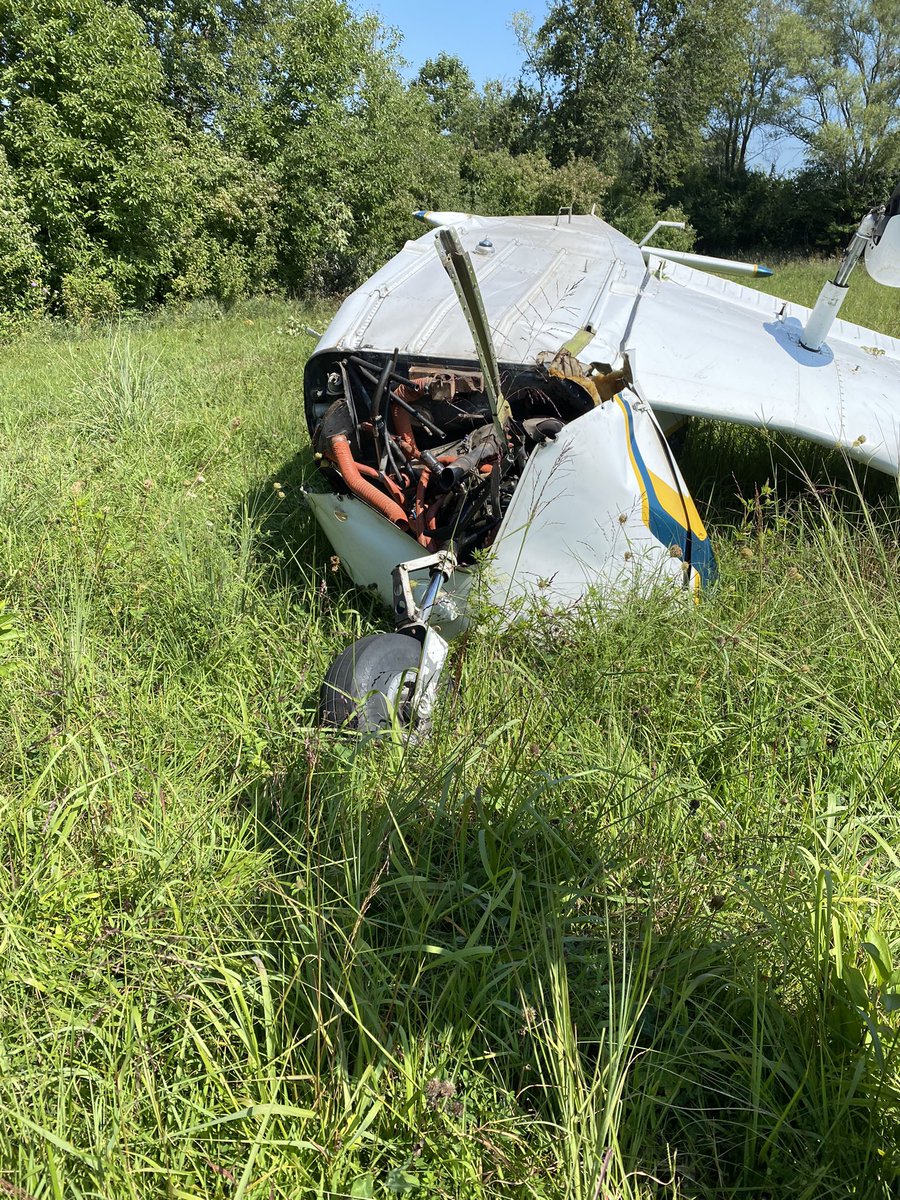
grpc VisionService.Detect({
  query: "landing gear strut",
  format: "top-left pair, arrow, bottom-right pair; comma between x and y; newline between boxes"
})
318,552 -> 455,733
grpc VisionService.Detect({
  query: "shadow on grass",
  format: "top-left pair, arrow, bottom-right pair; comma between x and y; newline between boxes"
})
245,719 -> 900,1200
238,420 -> 900,1196
239,443 -> 392,713
242,443 -> 395,612
680,418 -> 900,528
242,444 -> 326,592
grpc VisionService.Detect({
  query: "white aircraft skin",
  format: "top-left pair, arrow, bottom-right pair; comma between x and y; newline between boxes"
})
305,207 -> 900,726
315,211 -> 900,477
632,259 -> 900,476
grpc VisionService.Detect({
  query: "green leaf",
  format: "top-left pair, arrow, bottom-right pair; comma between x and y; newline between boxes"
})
0,601 -> 17,644
863,929 -> 894,986
385,1168 -> 420,1194
349,1177 -> 375,1199
842,965 -> 870,1011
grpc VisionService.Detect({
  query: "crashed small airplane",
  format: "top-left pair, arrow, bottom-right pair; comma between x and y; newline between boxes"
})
303,188 -> 900,731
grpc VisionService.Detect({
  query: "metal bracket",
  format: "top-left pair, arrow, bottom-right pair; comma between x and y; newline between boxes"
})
436,227 -> 511,437
409,627 -> 450,734
391,549 -> 457,636
638,219 -> 686,247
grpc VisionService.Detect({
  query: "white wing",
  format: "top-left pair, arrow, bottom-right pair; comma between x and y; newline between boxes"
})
630,258 -> 900,476
315,213 -> 900,477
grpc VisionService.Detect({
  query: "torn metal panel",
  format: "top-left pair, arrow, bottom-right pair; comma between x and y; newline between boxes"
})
486,389 -> 712,613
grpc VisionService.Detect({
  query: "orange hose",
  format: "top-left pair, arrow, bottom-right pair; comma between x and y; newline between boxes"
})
329,436 -> 408,528
412,469 -> 443,548
414,468 -> 430,539
391,403 -> 418,459
424,494 -> 447,532
394,382 -> 422,404
355,461 -> 406,504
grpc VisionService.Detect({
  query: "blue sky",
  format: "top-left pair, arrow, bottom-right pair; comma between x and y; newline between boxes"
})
361,0 -> 803,172
364,0 -> 544,86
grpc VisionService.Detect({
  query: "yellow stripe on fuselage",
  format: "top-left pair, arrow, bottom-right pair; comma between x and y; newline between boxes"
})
647,469 -> 709,541
615,393 -> 708,540
614,395 -> 649,525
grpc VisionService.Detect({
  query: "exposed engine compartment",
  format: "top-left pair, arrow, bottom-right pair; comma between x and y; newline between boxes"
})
304,349 -> 629,564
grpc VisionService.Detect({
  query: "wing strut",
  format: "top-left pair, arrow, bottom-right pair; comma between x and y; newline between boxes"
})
436,227 -> 511,439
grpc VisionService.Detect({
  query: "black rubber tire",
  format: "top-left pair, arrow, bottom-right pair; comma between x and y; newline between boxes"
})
319,633 -> 423,732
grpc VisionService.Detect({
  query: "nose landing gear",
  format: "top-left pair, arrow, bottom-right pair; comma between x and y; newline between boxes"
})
318,552 -> 455,733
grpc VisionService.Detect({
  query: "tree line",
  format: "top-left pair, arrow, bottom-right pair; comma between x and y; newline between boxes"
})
1,0 -> 898,320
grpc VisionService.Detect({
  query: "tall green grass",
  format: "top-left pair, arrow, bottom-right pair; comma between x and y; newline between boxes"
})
0,274 -> 898,1198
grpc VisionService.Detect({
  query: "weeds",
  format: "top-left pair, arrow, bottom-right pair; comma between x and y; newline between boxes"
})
0,280 -> 899,1197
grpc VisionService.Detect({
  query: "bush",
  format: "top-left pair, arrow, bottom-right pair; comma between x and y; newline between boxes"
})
459,149 -> 610,219
167,137 -> 278,306
60,267 -> 122,322
603,178 -> 696,248
0,148 -> 44,323
0,0 -> 182,312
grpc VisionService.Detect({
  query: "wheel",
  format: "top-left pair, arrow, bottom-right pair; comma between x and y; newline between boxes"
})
319,632 -> 423,732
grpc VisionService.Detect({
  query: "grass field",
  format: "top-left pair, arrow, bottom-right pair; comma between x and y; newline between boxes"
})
0,263 -> 899,1199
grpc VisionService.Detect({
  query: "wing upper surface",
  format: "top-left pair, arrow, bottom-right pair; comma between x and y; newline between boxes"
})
631,259 -> 900,475
315,214 -> 900,476
316,213 -> 646,368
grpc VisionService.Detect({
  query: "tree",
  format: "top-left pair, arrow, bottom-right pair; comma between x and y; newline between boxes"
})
457,147 -> 610,217
777,0 -> 900,201
0,0 -> 181,308
415,53 -> 479,138
214,0 -> 384,163
166,137 -> 278,305
125,0 -> 251,127
531,0 -> 747,185
706,0 -> 789,177
0,0 -> 285,314
414,53 -> 532,153
0,148 -> 43,322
